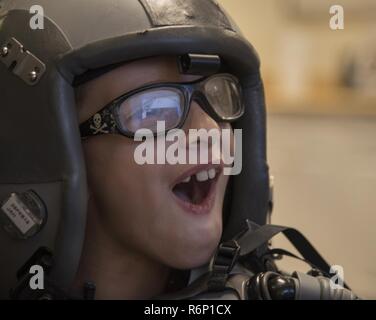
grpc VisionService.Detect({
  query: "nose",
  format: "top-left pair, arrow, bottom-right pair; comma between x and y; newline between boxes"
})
181,101 -> 223,160
182,100 -> 220,134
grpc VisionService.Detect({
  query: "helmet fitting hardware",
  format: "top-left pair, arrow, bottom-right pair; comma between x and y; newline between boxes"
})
29,70 -> 38,82
0,38 -> 46,85
0,190 -> 48,240
178,53 -> 221,76
1,45 -> 9,57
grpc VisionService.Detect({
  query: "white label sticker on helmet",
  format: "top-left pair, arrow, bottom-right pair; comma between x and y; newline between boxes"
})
1,194 -> 36,235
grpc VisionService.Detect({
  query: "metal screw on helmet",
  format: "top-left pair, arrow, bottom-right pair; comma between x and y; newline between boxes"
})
1,45 -> 8,57
29,70 -> 38,82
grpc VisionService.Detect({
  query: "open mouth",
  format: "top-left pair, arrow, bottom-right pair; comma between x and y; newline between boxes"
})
172,166 -> 221,212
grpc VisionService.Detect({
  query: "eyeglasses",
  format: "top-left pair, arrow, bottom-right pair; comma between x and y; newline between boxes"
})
79,73 -> 244,138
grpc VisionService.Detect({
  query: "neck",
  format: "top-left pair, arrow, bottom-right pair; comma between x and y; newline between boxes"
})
71,205 -> 170,300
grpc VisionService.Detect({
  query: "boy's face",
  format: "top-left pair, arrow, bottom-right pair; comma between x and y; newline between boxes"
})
76,56 -> 231,269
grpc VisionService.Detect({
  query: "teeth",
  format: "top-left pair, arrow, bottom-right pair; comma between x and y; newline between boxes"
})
196,170 -> 209,182
180,168 -> 218,184
195,169 -> 217,182
182,176 -> 191,183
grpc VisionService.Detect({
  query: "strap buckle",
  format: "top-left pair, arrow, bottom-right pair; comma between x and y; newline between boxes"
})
208,240 -> 240,291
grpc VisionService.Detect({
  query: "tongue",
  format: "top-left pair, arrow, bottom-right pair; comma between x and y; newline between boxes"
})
173,185 -> 191,203
192,179 -> 212,204
173,177 -> 211,205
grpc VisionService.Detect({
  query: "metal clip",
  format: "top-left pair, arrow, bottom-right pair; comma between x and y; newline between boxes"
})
0,37 -> 46,85
179,53 -> 221,76
208,240 -> 241,291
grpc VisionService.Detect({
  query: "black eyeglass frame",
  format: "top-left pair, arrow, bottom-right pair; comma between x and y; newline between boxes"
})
79,73 -> 244,139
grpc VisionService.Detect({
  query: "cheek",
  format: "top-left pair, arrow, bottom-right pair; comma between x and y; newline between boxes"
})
83,138 -> 170,248
83,138 -> 144,233
83,138 -> 137,198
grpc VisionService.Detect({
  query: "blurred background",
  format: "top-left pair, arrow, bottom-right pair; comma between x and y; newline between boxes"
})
219,0 -> 376,299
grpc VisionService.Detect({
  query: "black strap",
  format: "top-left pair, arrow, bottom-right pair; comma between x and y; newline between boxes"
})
207,240 -> 240,292
236,224 -> 350,290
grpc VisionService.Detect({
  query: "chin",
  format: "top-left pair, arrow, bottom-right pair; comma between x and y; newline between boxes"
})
166,224 -> 222,270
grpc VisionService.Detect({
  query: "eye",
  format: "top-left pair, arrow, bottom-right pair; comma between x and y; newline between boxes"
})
117,88 -> 185,133
140,95 -> 182,119
204,76 -> 243,119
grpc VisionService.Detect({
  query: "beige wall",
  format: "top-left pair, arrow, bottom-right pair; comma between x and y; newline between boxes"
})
219,0 -> 376,114
219,0 -> 376,299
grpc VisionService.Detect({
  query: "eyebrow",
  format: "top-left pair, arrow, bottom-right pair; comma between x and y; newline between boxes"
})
111,75 -> 204,101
